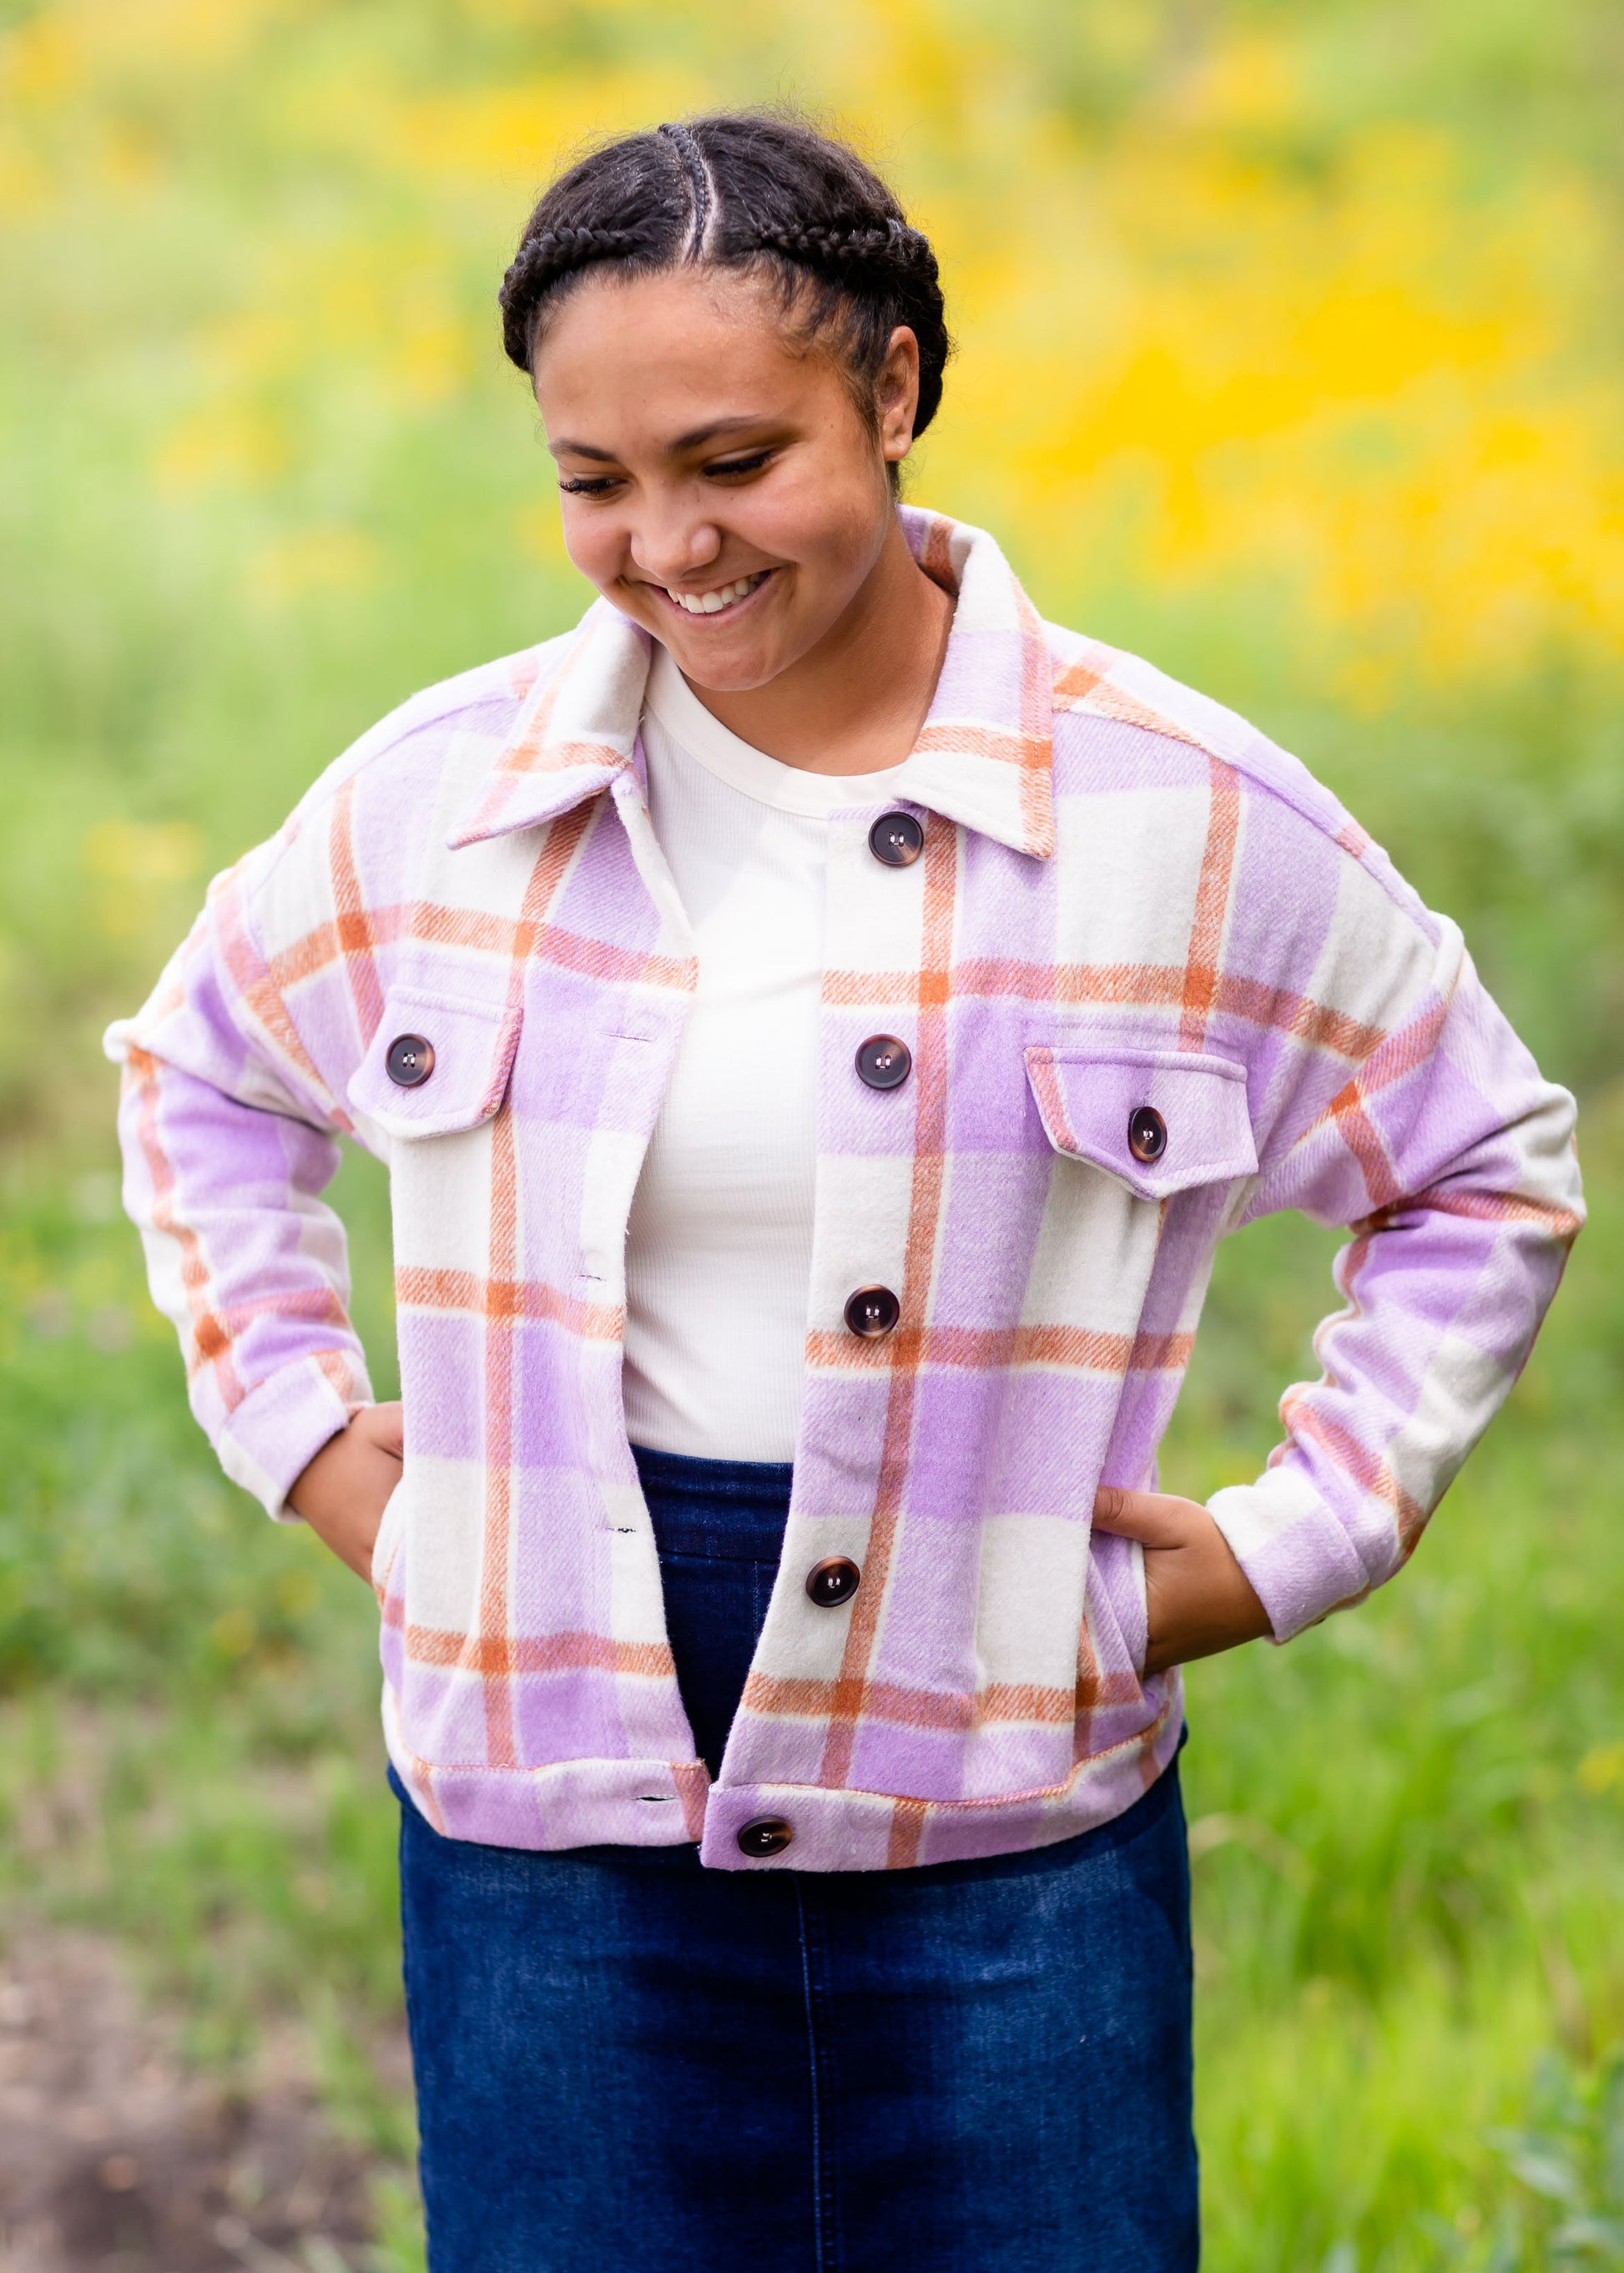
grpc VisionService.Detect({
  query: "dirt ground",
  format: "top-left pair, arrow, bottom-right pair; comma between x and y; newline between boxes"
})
0,1933 -> 402,2272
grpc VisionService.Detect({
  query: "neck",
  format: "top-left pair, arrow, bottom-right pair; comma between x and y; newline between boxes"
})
682,512 -> 955,776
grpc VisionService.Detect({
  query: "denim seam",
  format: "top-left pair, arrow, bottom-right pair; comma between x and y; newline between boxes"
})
397,1813 -> 438,2267
793,1880 -> 823,2269
794,1877 -> 842,2271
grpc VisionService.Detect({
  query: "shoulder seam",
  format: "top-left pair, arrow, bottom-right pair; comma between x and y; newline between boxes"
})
302,641 -> 561,813
240,638 -> 567,907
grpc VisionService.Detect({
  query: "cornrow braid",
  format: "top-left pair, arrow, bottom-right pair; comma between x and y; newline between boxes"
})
657,119 -> 712,254
498,224 -> 653,369
498,109 -> 952,466
750,219 -> 934,270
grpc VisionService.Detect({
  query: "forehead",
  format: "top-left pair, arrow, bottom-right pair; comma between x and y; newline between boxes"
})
532,265 -> 838,431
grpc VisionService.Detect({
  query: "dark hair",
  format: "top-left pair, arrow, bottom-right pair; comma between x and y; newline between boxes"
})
498,111 -> 951,467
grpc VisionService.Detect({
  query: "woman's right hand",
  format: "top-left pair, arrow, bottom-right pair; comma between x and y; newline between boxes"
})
287,1401 -> 404,1583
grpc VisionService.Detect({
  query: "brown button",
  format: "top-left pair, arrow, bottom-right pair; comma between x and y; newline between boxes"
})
856,1035 -> 912,1091
737,1817 -> 794,1858
845,1285 -> 900,1338
805,1556 -> 861,1608
1127,1106 -> 1167,1163
869,811 -> 924,867
386,1034 -> 436,1088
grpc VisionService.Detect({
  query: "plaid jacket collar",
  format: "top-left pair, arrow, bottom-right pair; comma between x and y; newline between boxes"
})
447,507 -> 1057,859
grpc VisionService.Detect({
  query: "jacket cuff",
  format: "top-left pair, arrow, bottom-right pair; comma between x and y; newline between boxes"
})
1206,1467 -> 1373,1642
214,1353 -> 374,1521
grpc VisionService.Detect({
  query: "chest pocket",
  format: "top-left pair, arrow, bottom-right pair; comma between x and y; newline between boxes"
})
1024,1046 -> 1258,1201
346,986 -> 520,1142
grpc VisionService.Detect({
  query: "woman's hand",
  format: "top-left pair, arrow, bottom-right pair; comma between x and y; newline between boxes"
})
1092,1485 -> 1273,1676
287,1402 -> 404,1584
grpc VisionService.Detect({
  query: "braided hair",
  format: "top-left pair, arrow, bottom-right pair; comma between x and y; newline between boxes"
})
498,112 -> 951,458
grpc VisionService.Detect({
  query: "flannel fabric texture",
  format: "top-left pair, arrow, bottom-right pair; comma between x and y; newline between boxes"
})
108,509 -> 1582,1872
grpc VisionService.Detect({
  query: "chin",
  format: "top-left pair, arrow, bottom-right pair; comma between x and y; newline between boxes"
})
665,642 -> 787,694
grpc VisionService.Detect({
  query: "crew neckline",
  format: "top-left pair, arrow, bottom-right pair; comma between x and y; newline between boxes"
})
643,643 -> 914,818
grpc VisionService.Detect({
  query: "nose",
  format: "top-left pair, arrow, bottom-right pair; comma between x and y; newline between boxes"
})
628,496 -> 724,588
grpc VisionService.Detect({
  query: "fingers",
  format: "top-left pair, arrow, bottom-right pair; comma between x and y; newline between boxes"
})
355,1401 -> 405,1459
1090,1484 -> 1202,1548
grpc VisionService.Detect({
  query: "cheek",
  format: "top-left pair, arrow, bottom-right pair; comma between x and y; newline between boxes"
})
767,458 -> 890,587
557,502 -> 621,587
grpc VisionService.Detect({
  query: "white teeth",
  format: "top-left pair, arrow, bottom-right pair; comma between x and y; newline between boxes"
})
668,573 -> 765,615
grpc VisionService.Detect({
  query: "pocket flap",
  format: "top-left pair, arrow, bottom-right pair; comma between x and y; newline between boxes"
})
347,987 -> 518,1140
1025,1046 -> 1257,1200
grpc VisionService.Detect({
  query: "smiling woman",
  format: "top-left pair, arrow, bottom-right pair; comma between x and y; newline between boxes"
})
535,263 -> 952,771
108,105 -> 1581,2273
508,115 -> 956,774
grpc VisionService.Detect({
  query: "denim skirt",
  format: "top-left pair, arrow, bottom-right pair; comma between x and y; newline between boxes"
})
396,1446 -> 1198,2272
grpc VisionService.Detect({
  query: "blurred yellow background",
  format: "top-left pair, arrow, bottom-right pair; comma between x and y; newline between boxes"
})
3,4 -> 1622,2266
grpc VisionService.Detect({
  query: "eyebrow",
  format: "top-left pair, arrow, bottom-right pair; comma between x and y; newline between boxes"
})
547,415 -> 776,462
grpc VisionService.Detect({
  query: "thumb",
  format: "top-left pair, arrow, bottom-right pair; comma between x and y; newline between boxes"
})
1090,1484 -> 1192,1549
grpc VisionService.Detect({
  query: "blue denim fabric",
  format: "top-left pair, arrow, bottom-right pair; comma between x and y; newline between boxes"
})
395,1448 -> 1198,2271
634,1441 -> 795,1779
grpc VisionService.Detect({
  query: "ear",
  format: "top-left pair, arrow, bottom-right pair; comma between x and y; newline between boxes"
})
876,325 -> 921,464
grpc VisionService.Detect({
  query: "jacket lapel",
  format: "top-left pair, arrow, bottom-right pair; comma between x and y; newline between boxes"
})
447,599 -> 652,849
449,512 -> 1056,861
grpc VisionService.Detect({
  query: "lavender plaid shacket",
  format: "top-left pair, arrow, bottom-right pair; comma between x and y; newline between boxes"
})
107,508 -> 1582,1872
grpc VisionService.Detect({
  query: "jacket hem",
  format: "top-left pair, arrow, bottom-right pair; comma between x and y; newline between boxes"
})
383,1677 -> 1185,1872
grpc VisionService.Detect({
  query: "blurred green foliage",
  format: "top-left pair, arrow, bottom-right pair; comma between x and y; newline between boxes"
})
3,0 -> 1623,2265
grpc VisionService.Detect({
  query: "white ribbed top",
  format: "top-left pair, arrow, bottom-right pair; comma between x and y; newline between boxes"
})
621,645 -> 909,1461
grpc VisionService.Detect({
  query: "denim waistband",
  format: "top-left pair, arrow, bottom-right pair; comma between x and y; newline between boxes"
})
631,1442 -> 793,1563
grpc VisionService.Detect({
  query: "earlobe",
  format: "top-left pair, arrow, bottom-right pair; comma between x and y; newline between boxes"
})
882,402 -> 916,462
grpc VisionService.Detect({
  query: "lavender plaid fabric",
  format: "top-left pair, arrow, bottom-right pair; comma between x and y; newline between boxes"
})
108,508 -> 1581,1872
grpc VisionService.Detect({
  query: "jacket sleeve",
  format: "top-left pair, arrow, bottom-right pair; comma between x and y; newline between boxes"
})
104,841 -> 374,1520
1205,839 -> 1583,1642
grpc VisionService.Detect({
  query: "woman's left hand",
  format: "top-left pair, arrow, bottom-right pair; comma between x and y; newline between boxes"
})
1091,1486 -> 1273,1676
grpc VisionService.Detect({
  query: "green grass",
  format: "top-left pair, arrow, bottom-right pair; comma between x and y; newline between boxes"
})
0,1147 -> 412,2177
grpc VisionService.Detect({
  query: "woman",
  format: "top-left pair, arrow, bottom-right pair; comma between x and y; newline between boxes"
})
109,112 -> 1582,2270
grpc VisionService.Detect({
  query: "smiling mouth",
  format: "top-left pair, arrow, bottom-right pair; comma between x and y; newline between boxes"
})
652,569 -> 774,620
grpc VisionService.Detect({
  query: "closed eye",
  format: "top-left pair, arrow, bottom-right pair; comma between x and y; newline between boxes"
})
557,447 -> 774,497
703,450 -> 773,480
